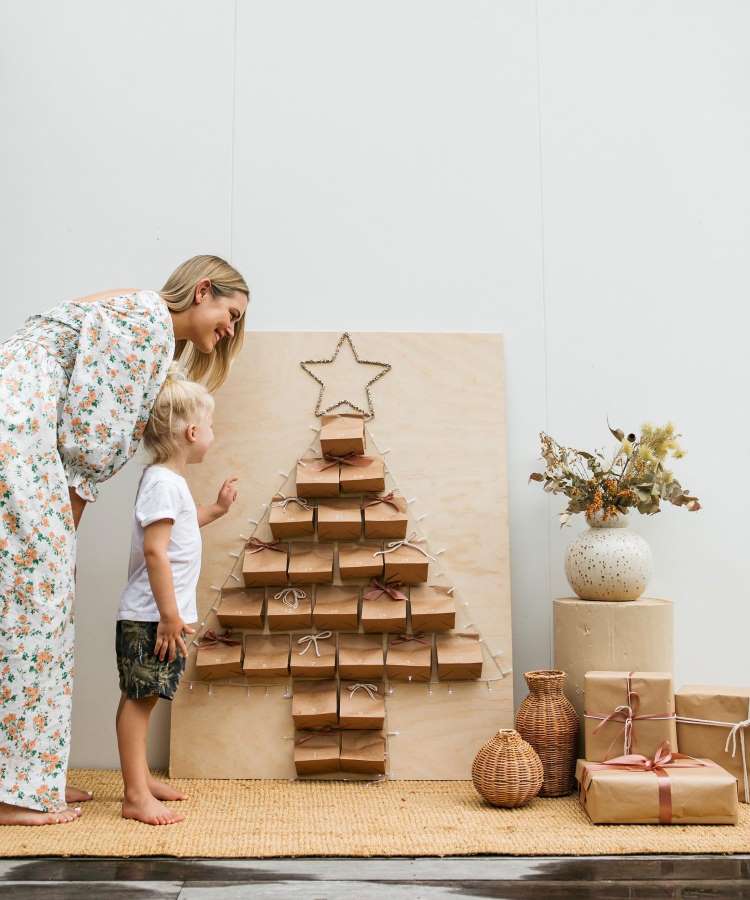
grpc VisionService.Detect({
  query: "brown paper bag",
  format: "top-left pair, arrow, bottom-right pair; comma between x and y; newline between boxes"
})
360,578 -> 407,633
319,413 -> 366,456
294,730 -> 340,775
339,454 -> 385,494
316,499 -> 363,541
242,634 -> 290,678
288,543 -> 334,584
576,757 -> 738,825
195,632 -> 243,680
340,732 -> 386,775
269,494 -> 315,539
338,542 -> 384,580
216,587 -> 265,629
296,458 -> 340,497
292,679 -> 338,729
386,634 -> 433,682
242,539 -> 288,587
362,492 -> 408,540
339,682 -> 385,730
436,633 -> 483,680
266,586 -> 313,631
338,634 -> 385,680
312,585 -> 359,630
409,585 -> 456,632
290,631 -> 337,678
676,684 -> 750,803
584,671 -> 677,762
381,537 -> 431,584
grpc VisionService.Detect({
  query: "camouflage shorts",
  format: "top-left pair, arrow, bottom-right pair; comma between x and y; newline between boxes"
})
115,620 -> 186,701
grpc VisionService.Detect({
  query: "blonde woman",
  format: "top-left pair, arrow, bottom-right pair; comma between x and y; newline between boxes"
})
0,255 -> 248,825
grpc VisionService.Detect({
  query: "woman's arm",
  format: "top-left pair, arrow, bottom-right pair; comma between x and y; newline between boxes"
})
68,488 -> 87,529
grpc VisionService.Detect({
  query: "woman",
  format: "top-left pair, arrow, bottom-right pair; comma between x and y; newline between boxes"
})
0,255 -> 249,825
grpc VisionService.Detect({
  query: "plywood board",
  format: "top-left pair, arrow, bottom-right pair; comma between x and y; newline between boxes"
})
170,332 -> 512,779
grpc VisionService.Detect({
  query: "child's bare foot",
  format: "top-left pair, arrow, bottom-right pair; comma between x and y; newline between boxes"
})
0,802 -> 81,826
66,786 -> 93,803
147,777 -> 187,802
122,794 -> 184,826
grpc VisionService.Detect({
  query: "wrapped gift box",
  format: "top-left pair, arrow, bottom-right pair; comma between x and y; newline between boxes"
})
584,671 -> 678,762
294,730 -> 340,776
436,633 -> 483,680
316,499 -> 363,541
386,634 -> 433,682
338,542 -> 384,581
319,413 -> 366,457
266,586 -> 313,631
292,679 -> 338,729
216,587 -> 265,629
242,634 -> 290,678
242,539 -> 288,587
290,631 -> 337,678
339,454 -> 385,494
296,458 -> 340,498
288,543 -> 334,584
576,753 -> 738,825
409,585 -> 456,632
269,494 -> 315,539
676,684 -> 750,803
362,492 -> 408,540
312,585 -> 359,630
360,578 -> 408,633
195,632 -> 243,680
381,536 -> 432,584
340,732 -> 386,775
339,682 -> 385,730
338,634 -> 385,680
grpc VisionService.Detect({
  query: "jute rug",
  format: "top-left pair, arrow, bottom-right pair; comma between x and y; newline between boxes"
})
1,770 -> 748,858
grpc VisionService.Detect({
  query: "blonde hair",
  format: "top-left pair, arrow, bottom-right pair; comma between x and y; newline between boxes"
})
143,363 -> 215,464
160,254 -> 249,392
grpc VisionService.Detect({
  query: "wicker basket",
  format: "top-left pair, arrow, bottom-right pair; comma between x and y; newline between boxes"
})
515,669 -> 579,797
471,729 -> 543,808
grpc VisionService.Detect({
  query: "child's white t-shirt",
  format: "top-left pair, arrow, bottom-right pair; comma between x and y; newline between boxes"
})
117,465 -> 201,623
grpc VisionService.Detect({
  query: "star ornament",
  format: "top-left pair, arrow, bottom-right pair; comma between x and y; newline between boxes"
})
300,332 -> 391,419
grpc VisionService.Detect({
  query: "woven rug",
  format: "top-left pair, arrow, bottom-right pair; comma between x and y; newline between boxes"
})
1,769 -> 748,858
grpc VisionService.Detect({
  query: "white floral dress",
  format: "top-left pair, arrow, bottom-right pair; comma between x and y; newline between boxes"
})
0,291 -> 174,811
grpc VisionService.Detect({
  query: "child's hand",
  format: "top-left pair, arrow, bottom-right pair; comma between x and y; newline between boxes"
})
216,477 -> 239,514
154,617 -> 196,662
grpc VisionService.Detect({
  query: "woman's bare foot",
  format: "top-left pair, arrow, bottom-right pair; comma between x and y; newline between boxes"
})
122,794 -> 184,826
147,777 -> 187,802
66,786 -> 93,804
0,802 -> 81,826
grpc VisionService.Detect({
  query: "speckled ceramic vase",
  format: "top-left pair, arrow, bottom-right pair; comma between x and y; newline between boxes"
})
564,511 -> 652,602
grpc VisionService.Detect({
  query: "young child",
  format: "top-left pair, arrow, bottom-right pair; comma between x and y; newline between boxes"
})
115,364 -> 238,826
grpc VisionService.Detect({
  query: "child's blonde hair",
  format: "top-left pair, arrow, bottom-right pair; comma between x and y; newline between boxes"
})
143,363 -> 215,464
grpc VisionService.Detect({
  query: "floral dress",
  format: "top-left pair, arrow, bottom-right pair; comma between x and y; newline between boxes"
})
0,291 -> 174,811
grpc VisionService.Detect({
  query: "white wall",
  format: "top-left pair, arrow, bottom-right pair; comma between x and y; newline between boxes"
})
1,1 -> 746,770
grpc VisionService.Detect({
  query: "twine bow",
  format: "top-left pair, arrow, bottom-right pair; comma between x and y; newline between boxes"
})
315,452 -> 373,471
274,587 -> 307,609
195,630 -> 241,649
246,537 -> 285,555
363,577 -> 407,602
374,532 -> 437,561
271,494 -> 311,511
347,683 -> 379,700
675,710 -> 750,804
362,491 -> 402,511
297,631 -> 333,657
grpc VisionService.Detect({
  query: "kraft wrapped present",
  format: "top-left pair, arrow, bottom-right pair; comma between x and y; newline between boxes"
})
339,682 -> 385,730
338,542 -> 384,581
340,731 -> 386,776
319,413 -> 366,457
575,745 -> 739,825
294,730 -> 340,776
292,679 -> 338,729
316,499 -> 363,541
266,586 -> 313,631
195,631 -> 243,680
339,453 -> 385,494
242,538 -> 288,587
436,632 -> 483,680
269,494 -> 315,539
584,671 -> 678,762
379,533 -> 434,584
676,684 -> 750,803
242,634 -> 290,678
216,587 -> 265,629
312,585 -> 359,630
362,492 -> 408,540
290,631 -> 337,678
386,634 -> 433,682
288,543 -> 334,584
360,578 -> 408,633
409,585 -> 456,632
296,457 -> 340,498
338,634 -> 385,680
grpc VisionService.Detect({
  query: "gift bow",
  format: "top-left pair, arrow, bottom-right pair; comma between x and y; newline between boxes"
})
246,537 -> 285,555
347,682 -> 380,701
195,630 -> 241,649
374,532 -> 437,561
314,452 -> 373,471
363,577 -> 408,602
362,491 -> 402,511
274,587 -> 307,609
271,494 -> 311,511
676,710 -> 750,804
297,631 -> 333,657
390,633 -> 431,647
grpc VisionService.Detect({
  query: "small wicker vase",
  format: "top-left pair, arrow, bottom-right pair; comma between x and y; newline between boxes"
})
515,669 -> 579,797
471,729 -> 543,808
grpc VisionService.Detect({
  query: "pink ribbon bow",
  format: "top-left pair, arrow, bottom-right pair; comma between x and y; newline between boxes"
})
363,577 -> 408,602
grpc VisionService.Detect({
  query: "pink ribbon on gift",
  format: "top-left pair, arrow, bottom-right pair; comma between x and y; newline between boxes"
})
363,577 -> 408,602
390,633 -> 431,647
245,537 -> 286,554
195,630 -> 241,649
362,491 -> 402,511
314,453 -> 373,471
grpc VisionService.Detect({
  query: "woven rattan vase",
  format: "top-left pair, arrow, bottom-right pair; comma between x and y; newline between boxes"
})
515,669 -> 579,797
471,729 -> 543,808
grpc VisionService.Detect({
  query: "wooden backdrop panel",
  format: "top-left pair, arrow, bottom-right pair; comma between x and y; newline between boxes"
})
170,332 -> 512,779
